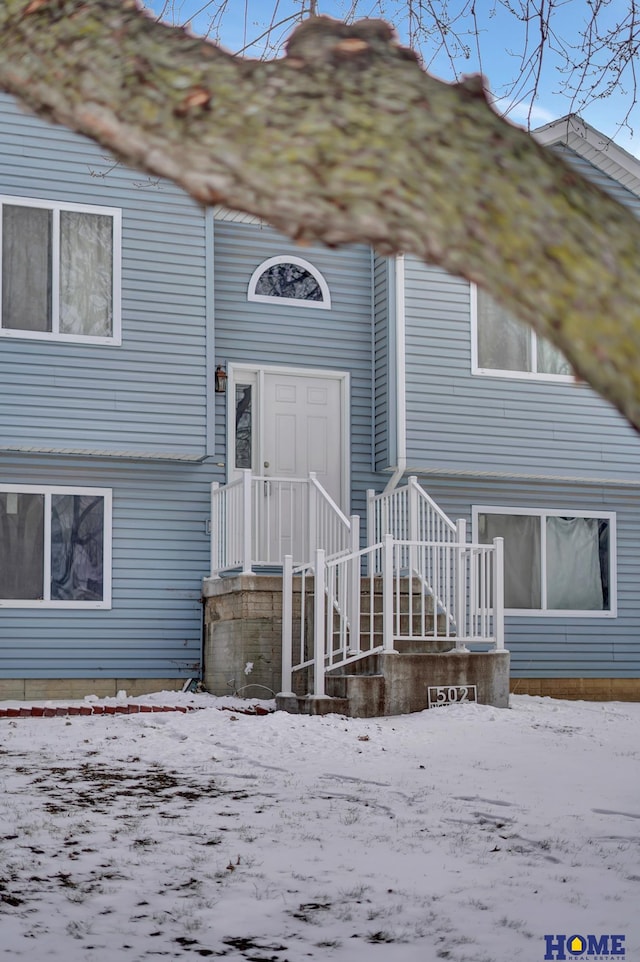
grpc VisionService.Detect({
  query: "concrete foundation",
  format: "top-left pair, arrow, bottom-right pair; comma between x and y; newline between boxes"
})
510,677 -> 640,701
203,574 -> 291,698
0,678 -> 185,702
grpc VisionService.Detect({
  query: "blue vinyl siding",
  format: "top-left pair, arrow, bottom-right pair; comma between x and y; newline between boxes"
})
0,94 -> 217,682
399,138 -> 640,679
213,220 -> 376,518
402,148 -> 640,482
0,95 -> 212,460
411,475 -> 640,678
403,256 -> 640,481
0,453 -> 213,678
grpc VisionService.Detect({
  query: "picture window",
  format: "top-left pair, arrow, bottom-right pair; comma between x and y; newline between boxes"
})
474,506 -> 615,616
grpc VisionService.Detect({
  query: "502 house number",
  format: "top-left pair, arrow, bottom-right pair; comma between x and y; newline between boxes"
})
427,685 -> 478,708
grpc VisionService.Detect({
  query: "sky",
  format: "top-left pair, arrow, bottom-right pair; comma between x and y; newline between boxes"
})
1,690 -> 638,961
145,0 -> 640,156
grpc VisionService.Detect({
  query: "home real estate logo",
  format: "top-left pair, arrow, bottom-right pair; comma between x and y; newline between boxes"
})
543,934 -> 625,961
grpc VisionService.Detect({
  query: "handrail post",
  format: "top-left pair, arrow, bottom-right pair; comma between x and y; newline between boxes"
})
280,554 -> 295,695
210,482 -> 219,577
313,548 -> 326,697
408,476 -> 419,537
366,488 -> 375,574
455,519 -> 466,648
408,475 -> 419,576
493,536 -> 505,650
241,469 -> 253,575
382,534 -> 394,652
348,515 -> 361,654
308,472 -> 317,559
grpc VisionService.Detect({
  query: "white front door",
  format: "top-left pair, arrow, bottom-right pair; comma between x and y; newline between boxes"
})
262,371 -> 344,505
229,366 -> 348,563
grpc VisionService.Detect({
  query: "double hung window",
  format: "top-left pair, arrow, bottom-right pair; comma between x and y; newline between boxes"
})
0,197 -> 121,344
474,506 -> 615,616
0,486 -> 112,608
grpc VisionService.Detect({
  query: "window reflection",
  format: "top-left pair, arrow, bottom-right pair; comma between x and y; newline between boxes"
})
235,384 -> 252,469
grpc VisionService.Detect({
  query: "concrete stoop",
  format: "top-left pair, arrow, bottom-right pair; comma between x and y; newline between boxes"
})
276,649 -> 511,717
204,574 -> 510,715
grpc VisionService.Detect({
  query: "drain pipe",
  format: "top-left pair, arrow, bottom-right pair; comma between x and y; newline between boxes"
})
383,253 -> 407,495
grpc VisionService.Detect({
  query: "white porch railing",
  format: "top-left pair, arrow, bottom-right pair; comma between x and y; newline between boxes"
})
367,475 -> 458,550
210,468 -> 506,699
209,469 -> 358,576
281,534 -> 505,698
367,475 -> 467,628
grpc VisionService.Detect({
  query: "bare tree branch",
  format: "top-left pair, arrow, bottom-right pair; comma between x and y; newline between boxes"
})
1,2 -> 640,434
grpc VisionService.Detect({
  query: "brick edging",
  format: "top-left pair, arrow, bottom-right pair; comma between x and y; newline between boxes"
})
0,703 -> 274,719
0,704 -> 202,718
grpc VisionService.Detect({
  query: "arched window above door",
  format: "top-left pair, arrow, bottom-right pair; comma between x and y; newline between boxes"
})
247,255 -> 331,309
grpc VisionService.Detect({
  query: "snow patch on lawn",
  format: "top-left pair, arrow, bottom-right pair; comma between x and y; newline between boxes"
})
0,694 -> 638,961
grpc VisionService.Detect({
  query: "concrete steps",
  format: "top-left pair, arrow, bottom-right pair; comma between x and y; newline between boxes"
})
325,672 -> 386,717
278,648 -> 511,716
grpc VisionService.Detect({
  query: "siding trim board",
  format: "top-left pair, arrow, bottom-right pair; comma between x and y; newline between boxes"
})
401,464 -> 640,486
395,255 -> 407,469
0,445 -> 208,462
205,208 -> 215,457
369,248 -> 376,472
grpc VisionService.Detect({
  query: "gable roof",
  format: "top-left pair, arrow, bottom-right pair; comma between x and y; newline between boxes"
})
534,114 -> 640,199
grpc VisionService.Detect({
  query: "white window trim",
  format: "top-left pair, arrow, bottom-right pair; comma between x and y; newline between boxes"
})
0,195 -> 122,346
0,484 -> 113,609
472,504 -> 617,618
470,284 -> 575,384
247,255 -> 331,310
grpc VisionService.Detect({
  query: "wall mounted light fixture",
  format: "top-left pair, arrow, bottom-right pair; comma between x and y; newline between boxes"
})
215,365 -> 228,393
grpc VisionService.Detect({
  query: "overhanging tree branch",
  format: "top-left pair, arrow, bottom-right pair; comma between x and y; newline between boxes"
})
1,2 -> 640,431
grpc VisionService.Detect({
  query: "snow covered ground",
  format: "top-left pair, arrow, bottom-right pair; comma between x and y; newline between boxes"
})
0,693 -> 638,962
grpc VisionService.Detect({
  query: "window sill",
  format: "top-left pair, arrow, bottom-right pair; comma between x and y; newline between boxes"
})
504,608 -> 616,618
472,366 -> 577,384
0,329 -> 121,347
0,600 -> 111,610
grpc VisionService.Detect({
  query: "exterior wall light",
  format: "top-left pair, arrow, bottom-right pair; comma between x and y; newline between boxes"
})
215,365 -> 228,393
